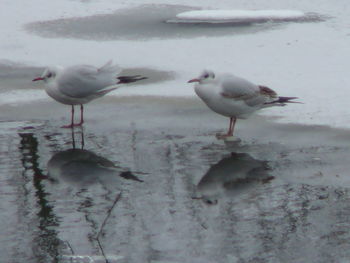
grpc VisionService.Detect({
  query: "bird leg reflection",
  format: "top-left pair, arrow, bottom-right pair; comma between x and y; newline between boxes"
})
71,127 -> 85,150
77,104 -> 84,126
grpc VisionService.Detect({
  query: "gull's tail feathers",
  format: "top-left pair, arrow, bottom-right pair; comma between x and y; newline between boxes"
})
98,60 -> 121,74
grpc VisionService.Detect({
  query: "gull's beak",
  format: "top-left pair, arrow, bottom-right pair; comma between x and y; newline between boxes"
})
32,77 -> 44,82
188,78 -> 200,83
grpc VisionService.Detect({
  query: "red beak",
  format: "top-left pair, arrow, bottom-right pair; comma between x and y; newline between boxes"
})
32,77 -> 44,82
188,78 -> 200,83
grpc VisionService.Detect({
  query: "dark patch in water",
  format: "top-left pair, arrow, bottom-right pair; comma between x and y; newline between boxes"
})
23,5 -> 325,41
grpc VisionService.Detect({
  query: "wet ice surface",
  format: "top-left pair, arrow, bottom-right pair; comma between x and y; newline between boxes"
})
2,95 -> 350,263
24,5 -> 324,40
2,1 -> 350,262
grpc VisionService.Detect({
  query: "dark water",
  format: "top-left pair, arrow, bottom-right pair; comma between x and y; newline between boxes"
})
24,5 -> 323,41
2,127 -> 144,263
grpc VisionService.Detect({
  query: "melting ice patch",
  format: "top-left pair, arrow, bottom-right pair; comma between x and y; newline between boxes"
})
0,90 -> 47,106
173,9 -> 308,23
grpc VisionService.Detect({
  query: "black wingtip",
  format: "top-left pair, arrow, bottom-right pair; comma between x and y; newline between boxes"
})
265,96 -> 302,105
278,96 -> 300,103
117,75 -> 148,84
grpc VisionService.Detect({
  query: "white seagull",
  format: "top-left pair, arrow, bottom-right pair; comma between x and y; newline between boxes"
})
188,70 -> 298,138
33,61 -> 146,128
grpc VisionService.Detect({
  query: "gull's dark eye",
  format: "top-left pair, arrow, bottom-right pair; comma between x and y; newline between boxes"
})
204,73 -> 209,78
47,72 -> 53,78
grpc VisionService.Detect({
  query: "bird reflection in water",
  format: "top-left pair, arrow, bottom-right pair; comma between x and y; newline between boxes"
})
196,152 -> 274,204
47,128 -> 143,186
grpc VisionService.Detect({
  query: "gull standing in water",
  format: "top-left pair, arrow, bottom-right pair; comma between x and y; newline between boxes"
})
188,70 -> 298,138
33,61 -> 146,128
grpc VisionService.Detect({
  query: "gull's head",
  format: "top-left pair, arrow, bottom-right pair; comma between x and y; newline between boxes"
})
188,70 -> 215,84
32,66 -> 61,82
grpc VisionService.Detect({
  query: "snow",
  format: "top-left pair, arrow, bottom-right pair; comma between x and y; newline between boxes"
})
0,0 -> 350,128
176,9 -> 306,22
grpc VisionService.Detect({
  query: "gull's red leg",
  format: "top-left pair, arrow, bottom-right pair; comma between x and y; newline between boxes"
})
61,105 -> 75,128
227,117 -> 237,136
216,117 -> 237,139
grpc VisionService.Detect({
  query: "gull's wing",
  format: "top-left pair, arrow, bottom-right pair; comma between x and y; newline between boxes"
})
56,61 -> 121,98
220,75 -> 275,107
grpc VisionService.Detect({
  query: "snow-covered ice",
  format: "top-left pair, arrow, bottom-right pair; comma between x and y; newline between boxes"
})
175,9 -> 306,22
0,0 -> 349,128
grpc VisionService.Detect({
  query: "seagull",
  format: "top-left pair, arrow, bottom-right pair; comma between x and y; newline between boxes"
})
32,61 -> 146,128
188,70 -> 298,138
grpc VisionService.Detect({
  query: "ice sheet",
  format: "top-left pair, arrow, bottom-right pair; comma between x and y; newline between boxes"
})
176,9 -> 305,22
0,0 -> 350,129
